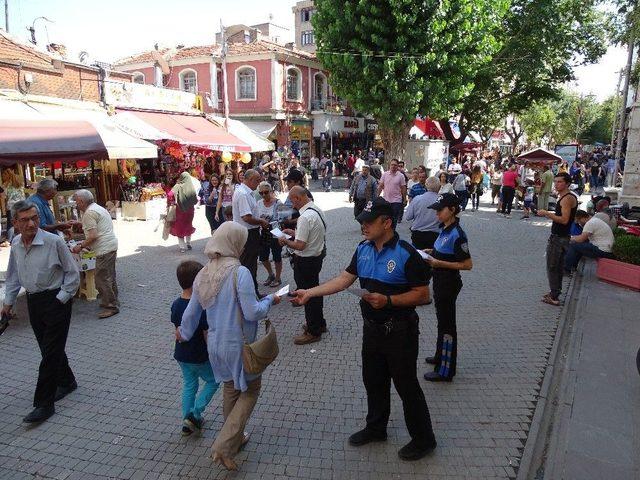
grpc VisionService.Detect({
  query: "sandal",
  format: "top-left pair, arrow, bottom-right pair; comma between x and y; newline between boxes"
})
263,274 -> 276,286
269,279 -> 282,287
541,296 -> 561,306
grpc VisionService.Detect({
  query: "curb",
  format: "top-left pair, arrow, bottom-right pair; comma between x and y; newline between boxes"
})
516,270 -> 581,480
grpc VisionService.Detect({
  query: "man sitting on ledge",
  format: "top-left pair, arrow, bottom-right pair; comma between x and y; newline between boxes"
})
565,209 -> 615,273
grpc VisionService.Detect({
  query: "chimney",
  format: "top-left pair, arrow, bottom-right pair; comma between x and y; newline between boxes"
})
46,43 -> 67,59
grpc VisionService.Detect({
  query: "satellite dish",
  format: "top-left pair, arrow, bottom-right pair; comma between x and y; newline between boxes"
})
151,50 -> 170,75
78,51 -> 90,64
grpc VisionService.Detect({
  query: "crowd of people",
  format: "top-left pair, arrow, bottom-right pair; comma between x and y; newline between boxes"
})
2,145 -> 636,472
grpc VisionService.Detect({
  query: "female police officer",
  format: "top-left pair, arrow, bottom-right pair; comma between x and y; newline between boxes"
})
422,193 -> 473,382
291,197 -> 437,461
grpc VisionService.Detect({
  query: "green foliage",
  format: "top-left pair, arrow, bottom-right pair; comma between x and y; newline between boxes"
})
312,0 -> 508,136
612,233 -> 640,266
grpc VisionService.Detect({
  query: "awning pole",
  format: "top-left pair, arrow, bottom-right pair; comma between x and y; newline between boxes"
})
220,20 -> 231,132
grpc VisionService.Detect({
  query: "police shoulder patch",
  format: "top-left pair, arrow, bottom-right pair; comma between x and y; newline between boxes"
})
460,242 -> 469,253
387,259 -> 396,273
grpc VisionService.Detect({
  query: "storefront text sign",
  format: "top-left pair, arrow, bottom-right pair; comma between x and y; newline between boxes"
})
104,82 -> 200,114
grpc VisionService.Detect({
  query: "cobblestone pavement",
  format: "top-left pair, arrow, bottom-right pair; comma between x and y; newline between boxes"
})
0,185 -> 564,480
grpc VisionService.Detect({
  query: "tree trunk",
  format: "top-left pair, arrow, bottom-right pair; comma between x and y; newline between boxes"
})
379,121 -> 413,161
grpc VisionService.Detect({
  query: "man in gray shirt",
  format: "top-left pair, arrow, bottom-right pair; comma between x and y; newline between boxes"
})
2,200 -> 80,424
404,176 -> 442,249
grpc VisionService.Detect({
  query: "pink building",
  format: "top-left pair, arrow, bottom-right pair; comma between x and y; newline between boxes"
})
113,32 -> 350,160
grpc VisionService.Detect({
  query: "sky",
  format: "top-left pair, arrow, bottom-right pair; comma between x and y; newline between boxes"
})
2,0 -> 630,101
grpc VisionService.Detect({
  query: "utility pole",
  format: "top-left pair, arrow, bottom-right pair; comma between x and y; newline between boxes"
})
4,0 -> 9,33
220,20 -> 230,131
614,33 -> 635,186
611,69 -> 623,147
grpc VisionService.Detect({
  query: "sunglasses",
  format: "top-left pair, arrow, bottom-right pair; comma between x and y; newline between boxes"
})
259,191 -> 270,195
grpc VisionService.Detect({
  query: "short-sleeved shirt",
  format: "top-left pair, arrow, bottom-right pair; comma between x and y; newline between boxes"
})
171,297 -> 209,364
82,203 -> 118,256
432,221 -> 471,280
295,202 -> 326,257
582,216 -> 614,252
232,183 -> 259,230
502,170 -> 519,188
409,183 -> 427,199
380,171 -> 406,203
346,233 -> 429,322
541,170 -> 554,193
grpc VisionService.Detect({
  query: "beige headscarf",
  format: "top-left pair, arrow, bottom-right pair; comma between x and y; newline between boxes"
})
196,222 -> 248,308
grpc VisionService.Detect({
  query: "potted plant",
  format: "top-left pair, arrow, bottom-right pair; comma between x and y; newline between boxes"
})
596,231 -> 640,291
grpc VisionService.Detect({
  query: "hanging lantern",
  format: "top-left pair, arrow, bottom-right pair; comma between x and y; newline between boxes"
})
221,151 -> 233,163
241,152 -> 252,164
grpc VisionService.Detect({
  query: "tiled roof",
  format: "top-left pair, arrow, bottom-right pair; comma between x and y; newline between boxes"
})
0,30 -> 54,68
114,39 -> 316,66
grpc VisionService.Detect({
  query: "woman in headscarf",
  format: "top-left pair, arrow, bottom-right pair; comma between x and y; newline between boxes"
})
167,172 -> 198,252
177,222 -> 281,471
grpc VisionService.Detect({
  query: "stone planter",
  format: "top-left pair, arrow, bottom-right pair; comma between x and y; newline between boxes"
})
596,258 -> 640,291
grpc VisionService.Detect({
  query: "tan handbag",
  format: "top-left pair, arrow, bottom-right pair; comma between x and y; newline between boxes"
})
233,270 -> 279,374
166,204 -> 177,222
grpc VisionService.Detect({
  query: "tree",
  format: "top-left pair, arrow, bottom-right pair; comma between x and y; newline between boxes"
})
438,0 -> 607,145
312,0 -> 508,160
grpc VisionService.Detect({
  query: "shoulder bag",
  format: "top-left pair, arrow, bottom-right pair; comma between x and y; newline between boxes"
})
233,269 -> 279,375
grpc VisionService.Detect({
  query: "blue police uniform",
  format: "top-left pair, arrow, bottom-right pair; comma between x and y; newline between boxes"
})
346,233 -> 436,448
430,220 -> 470,379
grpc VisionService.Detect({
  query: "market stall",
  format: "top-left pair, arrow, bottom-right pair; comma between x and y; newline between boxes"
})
516,148 -> 563,168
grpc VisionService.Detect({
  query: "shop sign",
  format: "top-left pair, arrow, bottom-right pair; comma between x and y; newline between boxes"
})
344,119 -> 359,129
366,120 -> 379,132
554,144 -> 578,167
104,81 -> 200,114
290,124 -> 312,140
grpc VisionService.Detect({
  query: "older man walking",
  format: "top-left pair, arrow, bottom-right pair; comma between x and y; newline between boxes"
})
2,200 -> 80,423
378,159 -> 407,227
233,169 -> 269,295
71,189 -> 119,319
404,176 -> 442,249
27,179 -> 72,234
349,165 -> 378,218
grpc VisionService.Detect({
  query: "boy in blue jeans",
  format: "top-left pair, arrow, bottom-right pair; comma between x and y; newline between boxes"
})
171,260 -> 219,436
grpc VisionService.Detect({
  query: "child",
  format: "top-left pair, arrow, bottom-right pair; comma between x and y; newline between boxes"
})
171,260 -> 219,436
521,180 -> 535,219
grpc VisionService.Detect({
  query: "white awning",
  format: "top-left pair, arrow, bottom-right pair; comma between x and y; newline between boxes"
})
0,91 -> 158,159
239,120 -> 278,138
209,116 -> 275,152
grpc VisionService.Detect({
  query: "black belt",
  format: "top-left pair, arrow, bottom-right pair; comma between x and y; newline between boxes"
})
550,233 -> 570,238
26,288 -> 60,298
363,315 -> 417,335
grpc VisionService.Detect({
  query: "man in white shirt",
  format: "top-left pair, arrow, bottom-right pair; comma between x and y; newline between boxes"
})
233,169 -> 269,294
278,186 -> 327,345
565,210 -> 615,272
71,189 -> 119,319
354,154 -> 365,175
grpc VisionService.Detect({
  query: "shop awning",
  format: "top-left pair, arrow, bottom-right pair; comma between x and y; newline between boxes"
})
209,116 -> 274,152
0,119 -> 108,164
517,148 -> 563,165
118,109 -> 251,152
0,93 -> 158,160
240,120 -> 278,138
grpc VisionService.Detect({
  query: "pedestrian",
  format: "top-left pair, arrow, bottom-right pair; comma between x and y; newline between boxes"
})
538,164 -> 554,211
278,186 -> 327,345
490,167 -> 502,206
70,189 -> 119,319
176,222 -> 281,471
564,210 -> 615,273
438,171 -> 454,195
421,193 -> 473,382
404,176 -> 442,250
469,165 -> 484,211
354,152 -> 365,177
349,165 -> 378,219
215,170 -> 237,224
536,172 -> 578,306
167,172 -> 198,253
377,159 -> 407,227
500,164 -> 519,217
451,168 -> 469,211
2,168 -> 25,228
369,157 -> 383,181
288,156 -> 308,188
407,168 -> 420,191
171,260 -> 219,436
27,179 -> 72,234
291,197 -> 437,461
310,155 -> 319,181
521,180 -> 535,220
232,169 -> 269,295
256,182 -> 283,288
199,174 -> 221,234
408,169 -> 428,201
3,200 -> 80,423
322,155 -> 334,192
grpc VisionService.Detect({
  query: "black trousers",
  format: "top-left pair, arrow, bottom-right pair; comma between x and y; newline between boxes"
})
411,230 -> 439,250
26,289 -> 75,408
240,228 -> 261,295
292,255 -> 325,336
501,186 -> 516,214
353,198 -> 368,219
432,275 -> 462,379
362,316 -> 436,447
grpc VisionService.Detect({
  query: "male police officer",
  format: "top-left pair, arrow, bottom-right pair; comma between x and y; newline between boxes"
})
292,197 -> 437,461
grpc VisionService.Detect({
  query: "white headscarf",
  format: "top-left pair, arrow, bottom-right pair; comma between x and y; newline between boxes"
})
196,222 -> 248,308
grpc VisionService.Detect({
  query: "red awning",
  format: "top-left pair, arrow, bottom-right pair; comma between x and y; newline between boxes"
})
120,110 -> 251,152
413,118 -> 444,139
0,119 -> 108,165
517,148 -> 562,165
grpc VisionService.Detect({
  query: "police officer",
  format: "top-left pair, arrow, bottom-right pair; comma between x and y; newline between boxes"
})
291,197 -> 437,461
422,193 -> 473,382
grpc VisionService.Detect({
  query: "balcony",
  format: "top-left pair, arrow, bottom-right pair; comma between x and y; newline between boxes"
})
311,97 -> 346,113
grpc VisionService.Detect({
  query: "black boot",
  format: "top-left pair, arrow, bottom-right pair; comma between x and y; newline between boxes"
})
23,405 -> 55,423
398,439 -> 437,461
348,429 -> 387,446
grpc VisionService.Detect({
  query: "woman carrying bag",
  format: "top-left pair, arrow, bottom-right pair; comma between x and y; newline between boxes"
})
177,222 -> 280,471
167,172 -> 198,252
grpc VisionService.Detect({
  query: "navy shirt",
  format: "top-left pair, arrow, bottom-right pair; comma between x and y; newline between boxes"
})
346,233 -> 429,322
432,221 -> 471,280
171,297 -> 209,364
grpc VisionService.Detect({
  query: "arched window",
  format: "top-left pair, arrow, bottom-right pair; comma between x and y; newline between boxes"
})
286,67 -> 302,102
314,73 -> 326,102
236,66 -> 256,100
179,69 -> 197,93
132,72 -> 145,84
